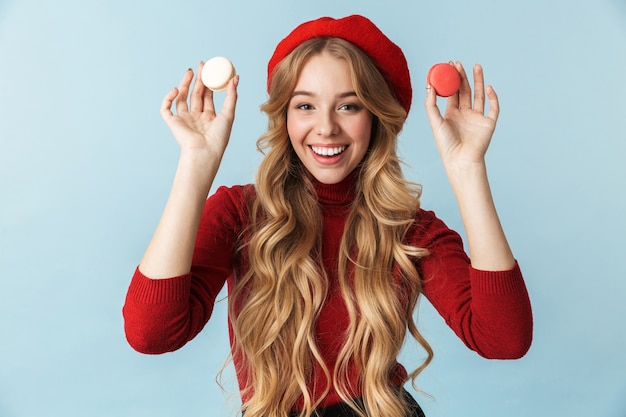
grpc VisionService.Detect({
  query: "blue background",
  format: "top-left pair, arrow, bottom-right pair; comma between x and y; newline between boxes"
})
1,0 -> 625,416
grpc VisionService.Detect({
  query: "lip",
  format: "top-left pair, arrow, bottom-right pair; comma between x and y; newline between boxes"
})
308,144 -> 349,165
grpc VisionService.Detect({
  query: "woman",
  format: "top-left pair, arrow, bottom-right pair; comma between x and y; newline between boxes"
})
123,14 -> 533,417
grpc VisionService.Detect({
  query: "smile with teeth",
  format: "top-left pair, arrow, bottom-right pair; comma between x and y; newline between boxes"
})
310,145 -> 347,156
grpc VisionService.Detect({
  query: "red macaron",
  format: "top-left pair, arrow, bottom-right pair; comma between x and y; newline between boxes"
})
427,63 -> 461,97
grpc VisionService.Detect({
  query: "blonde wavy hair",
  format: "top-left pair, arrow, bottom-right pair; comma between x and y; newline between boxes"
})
228,37 -> 432,417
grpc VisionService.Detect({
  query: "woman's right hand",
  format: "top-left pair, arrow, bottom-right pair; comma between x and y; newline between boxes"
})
160,62 -> 239,159
138,63 -> 238,279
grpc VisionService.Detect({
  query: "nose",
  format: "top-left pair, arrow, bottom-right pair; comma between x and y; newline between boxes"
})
316,110 -> 340,137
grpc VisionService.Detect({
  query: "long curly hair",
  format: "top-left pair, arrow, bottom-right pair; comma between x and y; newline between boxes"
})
228,37 -> 432,417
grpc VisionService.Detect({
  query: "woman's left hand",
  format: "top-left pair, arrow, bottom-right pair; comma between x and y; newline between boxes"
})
424,62 -> 499,170
424,62 -> 515,271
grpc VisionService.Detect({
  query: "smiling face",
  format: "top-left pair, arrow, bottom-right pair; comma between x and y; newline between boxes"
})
286,51 -> 373,185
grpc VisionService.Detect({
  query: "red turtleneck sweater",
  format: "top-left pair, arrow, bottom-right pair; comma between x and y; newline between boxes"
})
123,174 -> 532,409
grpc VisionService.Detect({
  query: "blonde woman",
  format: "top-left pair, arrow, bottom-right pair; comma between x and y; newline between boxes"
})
123,15 -> 533,417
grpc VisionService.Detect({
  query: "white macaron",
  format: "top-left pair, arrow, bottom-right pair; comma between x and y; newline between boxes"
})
201,56 -> 236,91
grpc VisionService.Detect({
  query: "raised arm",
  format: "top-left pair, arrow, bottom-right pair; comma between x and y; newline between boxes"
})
139,62 -> 239,279
424,62 -> 513,271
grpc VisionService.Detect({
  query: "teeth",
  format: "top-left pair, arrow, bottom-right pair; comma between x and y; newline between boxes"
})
311,146 -> 346,156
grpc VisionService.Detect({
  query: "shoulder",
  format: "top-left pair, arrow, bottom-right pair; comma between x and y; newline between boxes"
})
409,208 -> 464,250
207,184 -> 256,210
201,184 -> 256,228
413,208 -> 453,235
210,183 -> 256,200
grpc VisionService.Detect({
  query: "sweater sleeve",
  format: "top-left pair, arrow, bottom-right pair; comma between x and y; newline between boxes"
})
415,210 -> 533,359
122,185 -> 248,354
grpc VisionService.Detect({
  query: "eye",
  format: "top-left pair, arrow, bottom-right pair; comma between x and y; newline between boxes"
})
338,103 -> 361,112
296,103 -> 313,111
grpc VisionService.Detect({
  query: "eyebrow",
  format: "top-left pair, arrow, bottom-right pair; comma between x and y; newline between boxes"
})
290,90 -> 358,99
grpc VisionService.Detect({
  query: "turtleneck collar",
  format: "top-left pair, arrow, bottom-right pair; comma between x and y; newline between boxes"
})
311,168 -> 360,206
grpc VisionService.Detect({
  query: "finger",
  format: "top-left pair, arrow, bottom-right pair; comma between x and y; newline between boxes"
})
486,84 -> 500,122
219,75 -> 239,122
203,88 -> 215,115
160,87 -> 178,121
444,61 -> 459,112
175,68 -> 193,114
189,62 -> 208,113
456,61 -> 472,110
203,75 -> 215,116
424,83 -> 444,131
473,64 -> 486,114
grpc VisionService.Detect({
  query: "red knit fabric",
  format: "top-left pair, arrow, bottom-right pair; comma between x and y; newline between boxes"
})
267,15 -> 413,114
123,175 -> 533,410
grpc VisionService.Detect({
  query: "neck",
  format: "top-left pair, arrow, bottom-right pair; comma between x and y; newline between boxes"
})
311,169 -> 359,205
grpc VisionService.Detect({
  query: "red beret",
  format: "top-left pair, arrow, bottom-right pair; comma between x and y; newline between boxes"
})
267,15 -> 412,114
